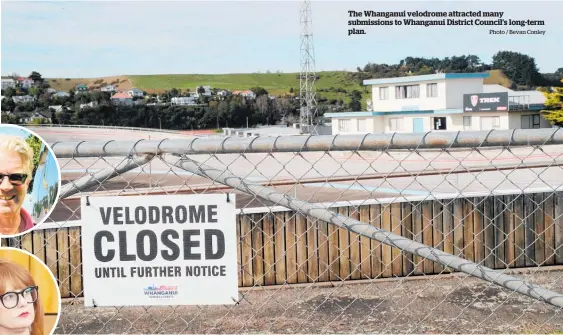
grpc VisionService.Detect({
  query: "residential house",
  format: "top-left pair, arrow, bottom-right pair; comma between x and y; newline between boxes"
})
128,88 -> 144,98
171,96 -> 197,105
217,90 -> 231,97
325,72 -> 550,135
48,105 -> 64,113
56,91 -> 71,97
101,85 -> 117,93
12,95 -> 35,104
17,77 -> 35,89
1,78 -> 16,90
196,85 -> 212,96
11,109 -> 52,123
111,92 -> 134,106
232,90 -> 256,99
75,84 -> 88,93
46,88 -> 57,94
80,101 -> 98,109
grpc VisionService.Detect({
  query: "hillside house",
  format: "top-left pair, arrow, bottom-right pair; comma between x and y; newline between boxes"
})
12,95 -> 35,104
128,88 -> 144,98
49,105 -> 64,113
56,91 -> 71,97
1,78 -> 16,90
75,84 -> 88,93
111,92 -> 133,105
80,101 -> 97,109
101,85 -> 117,93
17,77 -> 35,89
196,85 -> 212,96
233,90 -> 256,99
171,96 -> 197,106
217,90 -> 231,97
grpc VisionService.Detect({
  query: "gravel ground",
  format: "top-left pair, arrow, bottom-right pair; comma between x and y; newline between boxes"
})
55,268 -> 563,334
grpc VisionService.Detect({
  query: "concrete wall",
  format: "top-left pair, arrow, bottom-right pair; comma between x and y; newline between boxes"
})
370,77 -> 485,112
445,78 -> 484,109
330,112 -> 520,134
370,79 -> 447,112
331,116 -> 384,134
509,112 -> 553,129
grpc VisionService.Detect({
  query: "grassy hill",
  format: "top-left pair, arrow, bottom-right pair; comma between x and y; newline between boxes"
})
483,69 -> 513,87
45,76 -> 133,92
41,69 -> 512,110
43,71 -> 366,104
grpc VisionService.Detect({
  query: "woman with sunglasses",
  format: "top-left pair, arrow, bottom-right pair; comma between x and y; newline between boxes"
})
0,259 -> 44,335
0,135 -> 36,236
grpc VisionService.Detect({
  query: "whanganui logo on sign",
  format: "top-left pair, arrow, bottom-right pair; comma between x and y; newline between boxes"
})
463,92 -> 509,112
143,284 -> 179,299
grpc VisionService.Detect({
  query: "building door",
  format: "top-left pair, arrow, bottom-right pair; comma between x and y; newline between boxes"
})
413,118 -> 424,133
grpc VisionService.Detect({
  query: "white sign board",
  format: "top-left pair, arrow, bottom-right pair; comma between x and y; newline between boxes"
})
81,194 -> 238,307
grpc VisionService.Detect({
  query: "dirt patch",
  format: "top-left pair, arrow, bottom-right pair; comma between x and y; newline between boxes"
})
55,271 -> 563,334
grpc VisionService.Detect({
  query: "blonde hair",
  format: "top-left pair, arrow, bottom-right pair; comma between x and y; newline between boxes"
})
0,259 -> 45,335
0,134 -> 35,177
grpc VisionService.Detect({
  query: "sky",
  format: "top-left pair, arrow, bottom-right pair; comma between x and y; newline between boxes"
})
1,0 -> 562,78
0,125 -> 60,219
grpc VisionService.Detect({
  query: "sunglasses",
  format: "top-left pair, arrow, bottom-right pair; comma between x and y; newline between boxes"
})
0,173 -> 28,186
0,286 -> 38,309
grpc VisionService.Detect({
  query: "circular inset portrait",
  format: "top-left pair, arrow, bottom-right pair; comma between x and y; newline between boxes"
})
0,247 -> 61,335
0,125 -> 61,237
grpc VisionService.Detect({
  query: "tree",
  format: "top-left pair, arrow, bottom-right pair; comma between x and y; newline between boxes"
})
492,51 -> 541,87
29,71 -> 43,82
250,87 -> 268,97
556,68 -> 563,76
25,134 -> 43,194
541,79 -> 563,126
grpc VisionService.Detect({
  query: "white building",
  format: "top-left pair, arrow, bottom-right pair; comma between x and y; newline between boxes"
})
17,77 -> 35,89
128,88 -> 144,98
101,85 -> 117,92
325,72 -> 552,135
1,78 -> 16,90
171,96 -> 197,105
196,85 -> 212,96
12,95 -> 35,104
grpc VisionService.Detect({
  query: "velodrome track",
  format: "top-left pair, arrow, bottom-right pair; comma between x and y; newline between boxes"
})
27,126 -> 563,223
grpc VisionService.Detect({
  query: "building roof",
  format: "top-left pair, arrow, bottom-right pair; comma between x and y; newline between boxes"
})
363,72 -> 490,86
111,92 -> 132,99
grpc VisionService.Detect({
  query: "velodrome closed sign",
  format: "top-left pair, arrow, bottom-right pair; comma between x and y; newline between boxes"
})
80,194 -> 238,307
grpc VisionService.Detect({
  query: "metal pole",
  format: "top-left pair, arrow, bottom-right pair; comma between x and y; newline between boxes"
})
51,128 -> 563,158
165,154 -> 563,308
59,154 -> 154,199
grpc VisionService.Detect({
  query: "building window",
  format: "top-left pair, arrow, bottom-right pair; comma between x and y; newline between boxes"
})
480,116 -> 501,130
426,83 -> 438,97
521,114 -> 540,129
433,117 -> 447,130
389,117 -> 404,131
357,118 -> 367,132
379,87 -> 388,100
463,116 -> 472,130
395,85 -> 420,99
338,119 -> 351,132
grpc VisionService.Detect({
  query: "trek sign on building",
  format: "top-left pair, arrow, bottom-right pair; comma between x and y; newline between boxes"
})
81,194 -> 238,307
463,92 -> 509,112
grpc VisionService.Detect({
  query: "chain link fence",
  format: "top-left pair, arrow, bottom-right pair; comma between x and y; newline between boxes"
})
2,127 -> 563,334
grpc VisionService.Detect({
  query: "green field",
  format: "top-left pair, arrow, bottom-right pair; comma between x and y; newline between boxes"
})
129,71 -> 367,106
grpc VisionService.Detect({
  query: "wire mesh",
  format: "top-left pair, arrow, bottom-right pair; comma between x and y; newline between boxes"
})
2,128 -> 563,334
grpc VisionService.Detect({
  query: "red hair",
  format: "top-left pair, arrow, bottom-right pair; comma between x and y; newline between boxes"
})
0,259 -> 44,335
